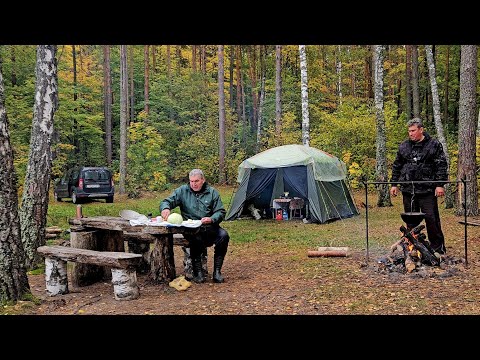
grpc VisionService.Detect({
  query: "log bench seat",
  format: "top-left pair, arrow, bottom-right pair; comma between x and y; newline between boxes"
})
37,245 -> 143,301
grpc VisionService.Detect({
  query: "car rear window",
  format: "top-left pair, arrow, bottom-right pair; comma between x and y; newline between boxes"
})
84,170 -> 110,181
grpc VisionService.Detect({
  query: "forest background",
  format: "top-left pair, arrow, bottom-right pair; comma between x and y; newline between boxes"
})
2,44 -> 480,311
2,45 -> 476,197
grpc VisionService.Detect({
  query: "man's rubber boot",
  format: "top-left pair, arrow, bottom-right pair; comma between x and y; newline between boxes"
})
192,256 -> 206,283
182,246 -> 193,281
212,254 -> 225,283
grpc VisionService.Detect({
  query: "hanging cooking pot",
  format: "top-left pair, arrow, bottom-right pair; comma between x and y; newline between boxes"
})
400,212 -> 425,224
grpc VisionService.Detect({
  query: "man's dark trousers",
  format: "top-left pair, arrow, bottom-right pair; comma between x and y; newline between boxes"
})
402,192 -> 446,254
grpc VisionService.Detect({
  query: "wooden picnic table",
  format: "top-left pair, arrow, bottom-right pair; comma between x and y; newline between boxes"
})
68,216 -> 202,284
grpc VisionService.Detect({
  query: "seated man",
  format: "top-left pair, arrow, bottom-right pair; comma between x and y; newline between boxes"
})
160,169 -> 230,283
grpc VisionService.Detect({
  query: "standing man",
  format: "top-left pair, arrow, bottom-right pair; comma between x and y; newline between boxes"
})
390,118 -> 448,254
160,169 -> 230,283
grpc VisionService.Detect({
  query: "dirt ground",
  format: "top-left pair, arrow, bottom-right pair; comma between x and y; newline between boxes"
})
24,242 -> 321,315
15,234 -> 480,316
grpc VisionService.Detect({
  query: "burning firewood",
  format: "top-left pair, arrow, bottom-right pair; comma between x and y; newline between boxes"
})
377,223 -> 442,274
400,225 -> 439,266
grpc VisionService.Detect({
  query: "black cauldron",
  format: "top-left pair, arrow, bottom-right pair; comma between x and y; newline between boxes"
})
400,212 -> 425,224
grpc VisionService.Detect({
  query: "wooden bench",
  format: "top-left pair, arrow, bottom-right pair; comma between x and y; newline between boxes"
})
37,245 -> 143,301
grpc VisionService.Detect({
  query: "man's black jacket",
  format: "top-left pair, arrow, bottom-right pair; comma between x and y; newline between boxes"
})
390,132 -> 448,194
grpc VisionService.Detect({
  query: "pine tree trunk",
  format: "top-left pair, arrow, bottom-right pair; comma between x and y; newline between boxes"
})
256,46 -> 266,152
218,45 -> 226,184
192,45 -> 197,73
412,45 -> 420,118
236,45 -> 242,125
72,45 -> 79,159
144,45 -> 149,115
166,45 -> 171,79
405,45 -> 412,120
456,45 -> 478,216
176,45 -> 181,76
129,46 -> 135,124
201,45 -> 206,75
10,46 -> 17,86
229,45 -> 234,110
119,45 -> 128,194
152,45 -> 156,73
275,45 -> 282,139
444,46 -> 451,123
20,45 -> 58,269
247,46 -> 258,132
365,46 -> 374,99
0,58 -> 31,302
103,45 -> 112,165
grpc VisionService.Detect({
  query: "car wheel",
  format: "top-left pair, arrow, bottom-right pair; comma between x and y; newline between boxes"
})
106,196 -> 114,203
54,192 -> 62,202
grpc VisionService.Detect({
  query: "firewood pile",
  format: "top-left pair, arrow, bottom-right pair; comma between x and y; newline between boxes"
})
46,226 -> 67,245
376,224 -> 459,274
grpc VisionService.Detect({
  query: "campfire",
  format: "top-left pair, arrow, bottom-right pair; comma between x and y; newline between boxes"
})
377,212 -> 443,274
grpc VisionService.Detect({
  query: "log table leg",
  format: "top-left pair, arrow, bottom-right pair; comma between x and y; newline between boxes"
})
111,268 -> 140,300
148,234 -> 176,283
127,240 -> 151,274
44,257 -> 69,295
70,229 -> 103,287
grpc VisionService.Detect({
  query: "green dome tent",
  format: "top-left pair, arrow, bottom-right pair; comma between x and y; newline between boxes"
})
225,144 -> 359,223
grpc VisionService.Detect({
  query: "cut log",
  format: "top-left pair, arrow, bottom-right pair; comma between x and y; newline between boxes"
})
317,246 -> 349,252
308,250 -> 348,257
46,226 -> 63,234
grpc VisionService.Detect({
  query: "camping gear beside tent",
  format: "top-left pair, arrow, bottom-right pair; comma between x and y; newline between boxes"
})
225,144 -> 359,224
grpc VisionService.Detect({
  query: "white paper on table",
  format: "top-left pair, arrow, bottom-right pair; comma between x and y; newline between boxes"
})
129,218 -> 202,228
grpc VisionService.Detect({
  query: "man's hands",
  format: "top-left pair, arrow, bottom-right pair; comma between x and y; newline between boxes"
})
161,209 -> 214,224
390,186 -> 399,197
161,209 -> 170,220
390,186 -> 445,197
201,217 -> 213,225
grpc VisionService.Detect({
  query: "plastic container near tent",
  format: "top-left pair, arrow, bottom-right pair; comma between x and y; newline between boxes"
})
225,144 -> 359,224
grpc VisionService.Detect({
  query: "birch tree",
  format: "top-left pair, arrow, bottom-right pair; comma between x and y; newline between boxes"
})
336,45 -> 342,106
299,45 -> 309,146
0,54 -> 31,303
20,46 -> 58,268
456,45 -> 478,216
373,45 -> 391,207
425,45 -> 453,208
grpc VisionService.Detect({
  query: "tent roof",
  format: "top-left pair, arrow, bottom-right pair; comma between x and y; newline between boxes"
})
237,144 -> 347,183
